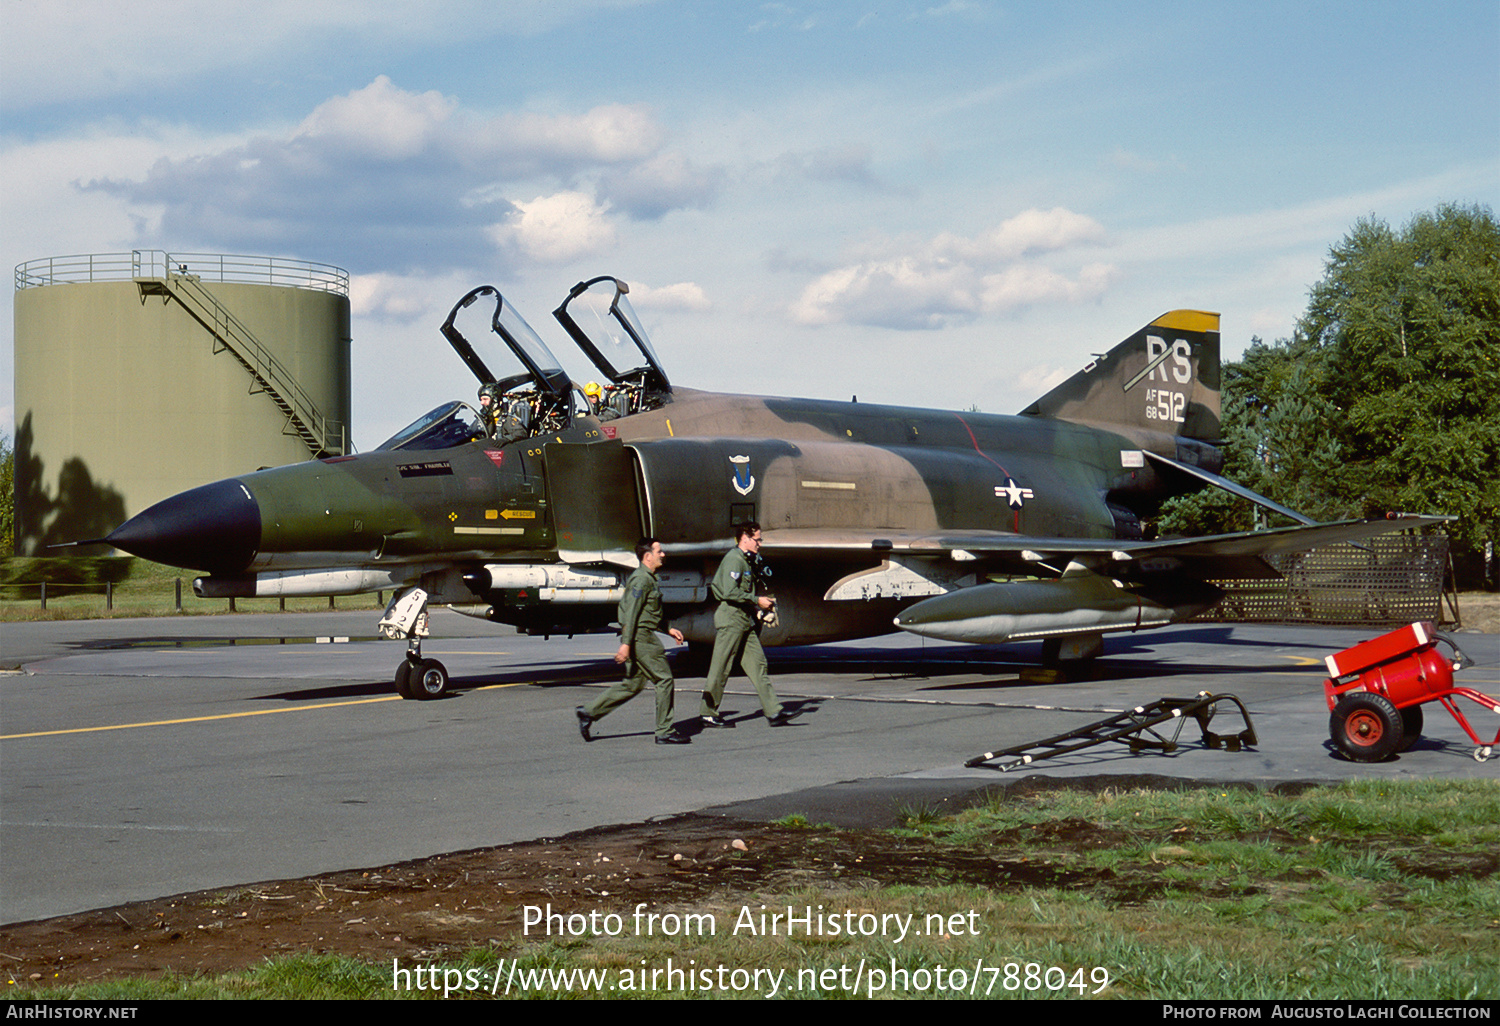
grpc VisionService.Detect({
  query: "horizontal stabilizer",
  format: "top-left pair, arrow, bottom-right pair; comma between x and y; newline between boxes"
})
1143,451 -> 1314,525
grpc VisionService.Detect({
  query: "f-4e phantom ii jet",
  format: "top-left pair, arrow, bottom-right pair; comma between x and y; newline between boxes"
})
105,277 -> 1446,698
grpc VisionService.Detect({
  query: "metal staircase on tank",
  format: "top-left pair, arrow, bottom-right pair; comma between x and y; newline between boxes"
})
134,260 -> 345,458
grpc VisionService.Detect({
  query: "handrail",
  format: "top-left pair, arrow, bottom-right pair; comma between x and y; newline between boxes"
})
15,250 -> 349,296
144,270 -> 346,456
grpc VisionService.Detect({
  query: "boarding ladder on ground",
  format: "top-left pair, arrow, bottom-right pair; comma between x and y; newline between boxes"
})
134,264 -> 344,458
964,692 -> 1258,771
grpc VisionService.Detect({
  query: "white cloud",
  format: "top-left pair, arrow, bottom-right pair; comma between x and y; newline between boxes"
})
979,262 -> 1119,312
68,79 -> 708,274
792,258 -> 978,330
790,208 -> 1115,329
748,3 -> 819,33
598,151 -> 724,219
1106,148 -> 1166,173
489,191 -> 618,264
627,281 -> 711,311
294,76 -> 455,160
495,104 -> 664,164
776,144 -> 880,187
918,1 -> 990,21
0,1 -> 658,110
936,207 -> 1106,262
1014,362 -> 1075,395
349,272 -> 454,321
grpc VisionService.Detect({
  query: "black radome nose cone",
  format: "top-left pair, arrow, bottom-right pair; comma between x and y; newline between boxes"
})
106,479 -> 261,573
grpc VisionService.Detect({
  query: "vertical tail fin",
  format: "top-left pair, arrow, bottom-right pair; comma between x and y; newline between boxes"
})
1020,310 -> 1221,442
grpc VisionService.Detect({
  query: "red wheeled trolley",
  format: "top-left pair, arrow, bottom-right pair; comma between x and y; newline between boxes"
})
1322,622 -> 1496,763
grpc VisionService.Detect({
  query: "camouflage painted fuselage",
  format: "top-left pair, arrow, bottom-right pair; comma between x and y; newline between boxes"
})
112,301 -> 1433,656
106,307 -> 1234,647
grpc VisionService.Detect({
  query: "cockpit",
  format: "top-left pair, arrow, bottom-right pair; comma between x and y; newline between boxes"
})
373,277 -> 673,453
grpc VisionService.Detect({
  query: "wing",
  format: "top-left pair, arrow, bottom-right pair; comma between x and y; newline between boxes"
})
753,514 -> 1451,591
835,514 -> 1453,646
761,515 -> 1449,559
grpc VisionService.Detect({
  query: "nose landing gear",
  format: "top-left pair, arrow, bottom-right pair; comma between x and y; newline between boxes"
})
381,587 -> 451,700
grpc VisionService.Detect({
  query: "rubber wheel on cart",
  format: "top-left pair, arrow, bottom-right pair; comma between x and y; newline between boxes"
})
1330,692 -> 1403,762
1397,705 -> 1423,752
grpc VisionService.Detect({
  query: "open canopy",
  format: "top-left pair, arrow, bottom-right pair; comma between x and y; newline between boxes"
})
553,276 -> 670,394
441,285 -> 572,399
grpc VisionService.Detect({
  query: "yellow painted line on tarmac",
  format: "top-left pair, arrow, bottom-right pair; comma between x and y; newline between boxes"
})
0,681 -> 534,740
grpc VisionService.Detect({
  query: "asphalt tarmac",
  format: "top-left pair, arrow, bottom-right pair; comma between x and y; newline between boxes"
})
3,610 -> 1497,924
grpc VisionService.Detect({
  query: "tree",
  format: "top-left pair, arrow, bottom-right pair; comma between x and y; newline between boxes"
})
1157,335 -> 1353,536
1159,204 -> 1499,583
1299,203 -> 1500,577
1,432 -> 13,556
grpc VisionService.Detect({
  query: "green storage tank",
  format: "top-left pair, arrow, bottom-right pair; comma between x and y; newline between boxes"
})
12,251 -> 352,554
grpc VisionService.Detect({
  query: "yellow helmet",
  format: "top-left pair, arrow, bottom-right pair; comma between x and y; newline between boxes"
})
583,381 -> 604,400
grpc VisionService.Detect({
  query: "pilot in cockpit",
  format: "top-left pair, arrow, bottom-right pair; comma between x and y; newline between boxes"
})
476,383 -> 502,438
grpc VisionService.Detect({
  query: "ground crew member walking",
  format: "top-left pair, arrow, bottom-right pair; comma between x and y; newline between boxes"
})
699,522 -> 794,728
576,538 -> 690,745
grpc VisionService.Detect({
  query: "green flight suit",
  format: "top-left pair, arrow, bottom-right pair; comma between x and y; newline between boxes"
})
699,545 -> 783,720
586,564 -> 677,738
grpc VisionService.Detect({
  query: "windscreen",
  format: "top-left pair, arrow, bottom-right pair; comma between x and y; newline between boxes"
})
374,402 -> 484,451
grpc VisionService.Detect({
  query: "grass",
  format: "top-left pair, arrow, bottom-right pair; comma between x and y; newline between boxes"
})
0,556 -> 385,621
15,781 -> 1499,1000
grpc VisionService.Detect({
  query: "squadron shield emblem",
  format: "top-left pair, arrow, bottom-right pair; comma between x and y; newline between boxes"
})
730,454 -> 756,495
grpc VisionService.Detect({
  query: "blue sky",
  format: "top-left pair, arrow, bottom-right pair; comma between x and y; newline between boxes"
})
4,0 -> 1496,450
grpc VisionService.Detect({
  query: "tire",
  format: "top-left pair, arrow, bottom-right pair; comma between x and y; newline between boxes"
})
1330,692 -> 1403,762
412,658 -> 451,700
1397,704 -> 1424,752
394,660 -> 416,700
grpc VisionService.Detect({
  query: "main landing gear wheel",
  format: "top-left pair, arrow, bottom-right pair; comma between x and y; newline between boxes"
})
1330,692 -> 1403,763
411,658 -> 451,700
1397,704 -> 1424,752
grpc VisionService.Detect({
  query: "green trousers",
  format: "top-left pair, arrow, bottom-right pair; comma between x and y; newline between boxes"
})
699,620 -> 782,720
586,632 -> 677,738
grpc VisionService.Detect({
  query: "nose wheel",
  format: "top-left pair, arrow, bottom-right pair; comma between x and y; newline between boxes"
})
380,587 -> 451,700
396,655 -> 451,700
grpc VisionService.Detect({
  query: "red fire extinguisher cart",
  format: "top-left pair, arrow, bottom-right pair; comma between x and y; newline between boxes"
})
1323,622 -> 1496,763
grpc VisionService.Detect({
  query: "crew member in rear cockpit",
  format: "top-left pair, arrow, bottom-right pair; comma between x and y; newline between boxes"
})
583,381 -> 605,416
